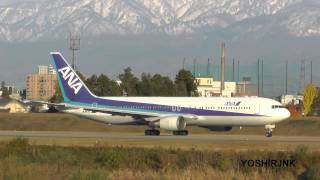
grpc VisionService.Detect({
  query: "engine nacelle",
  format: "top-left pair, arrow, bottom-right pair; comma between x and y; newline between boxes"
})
158,116 -> 186,131
206,126 -> 232,131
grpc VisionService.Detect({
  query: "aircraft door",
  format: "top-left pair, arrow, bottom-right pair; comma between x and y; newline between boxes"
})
255,103 -> 260,114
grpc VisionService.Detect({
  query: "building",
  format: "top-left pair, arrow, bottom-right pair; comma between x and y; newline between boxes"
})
195,76 -> 236,97
195,76 -> 258,97
26,65 -> 57,101
236,82 -> 257,97
0,98 -> 27,113
281,95 -> 303,106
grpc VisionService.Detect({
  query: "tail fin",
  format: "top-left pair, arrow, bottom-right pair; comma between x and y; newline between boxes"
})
51,52 -> 96,103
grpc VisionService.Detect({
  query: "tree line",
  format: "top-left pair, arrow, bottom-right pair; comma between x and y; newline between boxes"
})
50,68 -> 198,102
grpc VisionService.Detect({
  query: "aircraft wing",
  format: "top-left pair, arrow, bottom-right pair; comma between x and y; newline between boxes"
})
65,103 -> 198,121
26,100 -> 66,107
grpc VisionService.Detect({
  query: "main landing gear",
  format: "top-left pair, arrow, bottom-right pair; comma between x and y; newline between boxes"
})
173,130 -> 188,136
145,129 -> 160,136
265,124 -> 275,138
144,129 -> 189,136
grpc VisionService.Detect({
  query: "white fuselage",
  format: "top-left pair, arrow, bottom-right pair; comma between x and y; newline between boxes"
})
66,96 -> 290,127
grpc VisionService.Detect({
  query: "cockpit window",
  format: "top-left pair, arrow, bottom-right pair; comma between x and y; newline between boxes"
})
272,105 -> 285,109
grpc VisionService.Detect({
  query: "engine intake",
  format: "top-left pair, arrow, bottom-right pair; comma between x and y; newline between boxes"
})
158,116 -> 186,131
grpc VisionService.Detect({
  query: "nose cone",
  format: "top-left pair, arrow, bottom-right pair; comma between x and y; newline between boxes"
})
281,109 -> 291,120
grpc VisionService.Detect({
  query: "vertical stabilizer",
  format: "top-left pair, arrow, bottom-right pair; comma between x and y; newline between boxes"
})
51,52 -> 96,103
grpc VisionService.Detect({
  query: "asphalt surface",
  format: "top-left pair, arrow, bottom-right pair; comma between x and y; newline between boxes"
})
0,130 -> 319,143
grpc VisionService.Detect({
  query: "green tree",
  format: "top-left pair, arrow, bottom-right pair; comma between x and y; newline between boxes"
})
96,74 -> 122,96
96,74 -> 110,96
137,74 -> 175,96
85,74 -> 99,95
311,88 -> 320,115
174,81 -> 188,96
118,68 -> 139,96
303,84 -> 318,116
174,69 -> 198,97
137,73 -> 152,96
150,74 -> 174,96
49,82 -> 63,103
107,80 -> 122,96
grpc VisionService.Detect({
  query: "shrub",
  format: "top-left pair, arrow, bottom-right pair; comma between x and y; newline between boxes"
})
95,149 -> 123,169
45,147 -> 78,167
293,145 -> 309,167
6,137 -> 30,160
68,169 -> 110,180
143,151 -> 163,170
306,163 -> 320,180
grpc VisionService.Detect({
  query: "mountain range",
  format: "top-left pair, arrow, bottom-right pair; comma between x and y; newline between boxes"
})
0,0 -> 320,97
0,0 -> 320,41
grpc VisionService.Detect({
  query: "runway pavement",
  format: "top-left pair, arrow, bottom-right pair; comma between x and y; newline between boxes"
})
0,130 -> 319,143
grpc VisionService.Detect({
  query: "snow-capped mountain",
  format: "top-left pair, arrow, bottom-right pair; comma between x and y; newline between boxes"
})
0,0 -> 320,42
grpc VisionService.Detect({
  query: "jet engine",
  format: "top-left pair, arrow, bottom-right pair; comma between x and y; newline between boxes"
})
157,116 -> 186,131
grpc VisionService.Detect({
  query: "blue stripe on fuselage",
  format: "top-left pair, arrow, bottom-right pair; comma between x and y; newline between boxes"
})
66,97 -> 263,117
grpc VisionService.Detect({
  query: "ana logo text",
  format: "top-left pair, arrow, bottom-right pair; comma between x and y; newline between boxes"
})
224,101 -> 241,106
58,66 -> 83,95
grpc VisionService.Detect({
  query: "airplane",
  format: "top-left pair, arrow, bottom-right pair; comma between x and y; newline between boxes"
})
50,52 -> 290,137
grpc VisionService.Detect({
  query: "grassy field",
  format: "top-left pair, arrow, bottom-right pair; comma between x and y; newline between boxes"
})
0,138 -> 318,180
0,113 -> 319,136
0,114 -> 319,179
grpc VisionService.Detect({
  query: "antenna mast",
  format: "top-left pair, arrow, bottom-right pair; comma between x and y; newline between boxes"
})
69,32 -> 80,70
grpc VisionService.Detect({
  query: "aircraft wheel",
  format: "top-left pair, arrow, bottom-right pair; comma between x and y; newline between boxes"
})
145,129 -> 160,136
173,130 -> 188,136
265,130 -> 273,138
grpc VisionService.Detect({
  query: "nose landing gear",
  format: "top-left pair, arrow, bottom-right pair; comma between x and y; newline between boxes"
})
265,124 -> 275,138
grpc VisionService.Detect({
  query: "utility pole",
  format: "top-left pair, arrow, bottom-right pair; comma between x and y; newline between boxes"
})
193,58 -> 196,77
220,43 -> 226,95
285,61 -> 288,94
311,60 -> 313,84
299,60 -> 306,93
237,60 -> 240,82
69,32 -> 80,70
232,58 -> 235,81
182,58 -> 186,70
257,59 -> 260,96
207,58 -> 210,76
261,59 -> 264,97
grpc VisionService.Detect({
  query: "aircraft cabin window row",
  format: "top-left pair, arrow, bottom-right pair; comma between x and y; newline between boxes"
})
272,105 -> 285,109
114,106 -> 251,110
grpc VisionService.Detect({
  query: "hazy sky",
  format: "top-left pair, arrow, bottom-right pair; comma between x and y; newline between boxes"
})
0,0 -> 43,5
0,0 -> 319,97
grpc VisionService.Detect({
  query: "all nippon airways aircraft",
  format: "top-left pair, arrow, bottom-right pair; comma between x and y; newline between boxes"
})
51,52 -> 290,137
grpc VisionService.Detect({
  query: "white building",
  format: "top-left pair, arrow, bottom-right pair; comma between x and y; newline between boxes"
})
281,95 -> 303,106
195,77 -> 236,97
38,65 -> 49,75
38,65 -> 56,75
